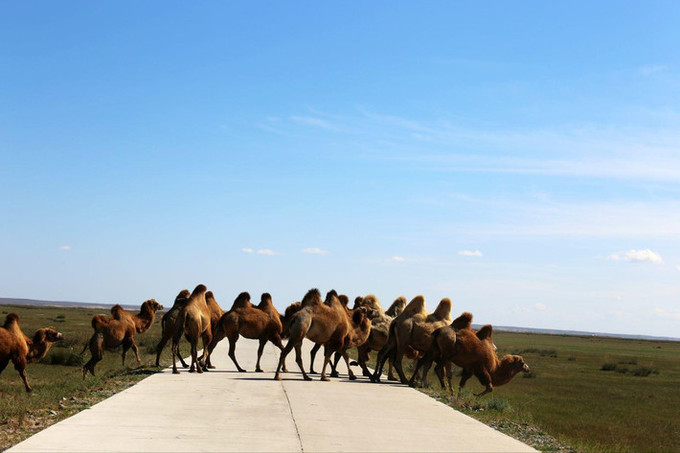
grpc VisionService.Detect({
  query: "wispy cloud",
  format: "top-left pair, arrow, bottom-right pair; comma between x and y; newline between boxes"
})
608,249 -> 664,264
290,115 -> 339,131
535,303 -> 547,310
391,256 -> 405,262
458,250 -> 483,257
242,248 -> 254,253
257,249 -> 280,256
653,308 -> 680,320
302,248 -> 329,255
59,245 -> 71,251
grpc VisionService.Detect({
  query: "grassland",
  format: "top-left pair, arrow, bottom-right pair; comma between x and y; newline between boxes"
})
0,304 -> 180,451
1,304 -> 679,452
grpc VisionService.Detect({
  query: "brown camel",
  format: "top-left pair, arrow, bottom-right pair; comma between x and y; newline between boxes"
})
154,289 -> 191,367
371,295 -> 452,384
308,293 -> 353,374
281,301 -> 302,339
352,295 -> 407,380
328,304 -> 372,380
418,317 -> 530,396
83,299 -> 163,378
0,314 -> 63,392
171,284 -> 212,374
274,289 -> 351,381
205,292 -> 287,372
201,290 -> 225,369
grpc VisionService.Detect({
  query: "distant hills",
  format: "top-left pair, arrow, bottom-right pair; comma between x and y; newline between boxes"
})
2,296 -> 678,342
0,297 -> 138,311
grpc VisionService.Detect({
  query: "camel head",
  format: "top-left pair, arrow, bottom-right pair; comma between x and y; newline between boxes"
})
34,327 -> 64,344
501,354 -> 530,375
143,299 -> 164,313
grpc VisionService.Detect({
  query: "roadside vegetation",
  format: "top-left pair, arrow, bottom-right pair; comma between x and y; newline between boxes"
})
2,304 -> 679,452
0,304 -> 178,451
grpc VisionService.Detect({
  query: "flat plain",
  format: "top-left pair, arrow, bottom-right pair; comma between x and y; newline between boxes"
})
1,303 -> 679,452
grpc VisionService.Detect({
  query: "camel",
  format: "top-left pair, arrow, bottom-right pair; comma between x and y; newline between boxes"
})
328,304 -> 372,380
0,314 -> 63,392
202,290 -> 225,368
308,293 -> 352,374
352,295 -> 407,380
274,289 -> 352,381
83,299 -> 163,378
171,284 -> 212,374
371,295 -> 452,384
204,292 -> 287,372
281,301 -> 302,339
154,289 -> 191,367
418,317 -> 530,396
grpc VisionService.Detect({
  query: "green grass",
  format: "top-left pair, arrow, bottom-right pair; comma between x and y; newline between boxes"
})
0,304 -> 180,450
356,330 -> 680,452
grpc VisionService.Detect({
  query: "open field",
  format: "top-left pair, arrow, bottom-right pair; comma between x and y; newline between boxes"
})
2,304 -> 679,452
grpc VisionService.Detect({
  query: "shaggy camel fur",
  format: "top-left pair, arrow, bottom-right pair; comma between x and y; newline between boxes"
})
205,292 -> 287,372
328,305 -> 372,380
154,289 -> 191,367
171,284 -> 212,374
274,289 -> 351,381
83,299 -> 163,378
419,318 -> 530,396
371,295 -> 452,384
281,301 -> 302,339
353,295 -> 407,380
0,314 -> 63,392
202,290 -> 225,369
308,293 -> 353,374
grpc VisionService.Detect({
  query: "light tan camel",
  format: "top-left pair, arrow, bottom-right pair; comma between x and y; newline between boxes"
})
202,290 -> 225,369
0,314 -> 63,392
352,295 -> 406,379
328,304 -> 372,380
171,284 -> 212,374
82,299 -> 163,378
154,289 -> 191,367
274,289 -> 351,381
204,292 -> 287,372
371,295 -> 452,384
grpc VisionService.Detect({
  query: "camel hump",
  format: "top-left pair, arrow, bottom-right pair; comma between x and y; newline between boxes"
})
230,292 -> 251,309
451,311 -> 473,330
110,304 -> 124,315
91,315 -> 107,330
476,324 -> 493,341
302,288 -> 322,306
3,313 -> 20,328
175,289 -> 191,303
191,284 -> 208,297
338,294 -> 349,308
205,291 -> 214,299
401,295 -> 427,317
261,293 -> 272,303
433,298 -> 452,320
385,296 -> 407,317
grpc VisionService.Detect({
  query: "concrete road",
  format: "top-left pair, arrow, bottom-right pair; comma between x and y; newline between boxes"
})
9,338 -> 535,452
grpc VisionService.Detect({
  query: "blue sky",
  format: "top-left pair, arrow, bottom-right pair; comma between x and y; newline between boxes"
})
2,2 -> 679,338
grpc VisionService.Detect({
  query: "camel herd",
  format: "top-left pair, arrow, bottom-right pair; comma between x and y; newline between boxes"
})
0,284 -> 530,397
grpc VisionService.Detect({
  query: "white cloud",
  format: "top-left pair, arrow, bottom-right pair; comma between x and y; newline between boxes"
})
241,248 -> 254,253
458,250 -> 483,257
653,308 -> 680,320
676,265 -> 680,272
59,245 -> 71,251
608,249 -> 664,264
392,256 -> 405,262
534,303 -> 547,310
302,248 -> 329,255
257,249 -> 280,256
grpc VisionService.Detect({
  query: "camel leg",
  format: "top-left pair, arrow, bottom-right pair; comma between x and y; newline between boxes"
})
356,346 -> 372,377
130,341 -> 142,365
392,347 -> 410,385
121,338 -> 131,366
199,332 -> 212,371
14,358 -> 32,392
320,348 -> 334,382
155,333 -> 169,367
458,369 -> 473,396
0,357 -> 9,375
387,358 -> 399,381
372,339 -> 396,382
474,369 -> 493,397
329,350 -> 342,378
270,334 -> 288,373
227,335 -> 246,372
255,338 -> 267,372
434,361 -> 447,390
308,343 -> 321,374
295,343 -> 312,381
275,338 -> 302,380
83,333 -> 103,379
409,356 -> 429,388
341,351 -> 357,380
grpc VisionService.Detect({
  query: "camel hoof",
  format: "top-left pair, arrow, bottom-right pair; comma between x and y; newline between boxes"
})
362,370 -> 372,377
238,369 -> 247,373
274,374 -> 282,381
255,368 -> 263,373
387,376 -> 399,382
189,368 -> 195,373
330,371 -> 339,378
349,375 -> 357,381
308,370 -> 317,374
173,370 -> 180,374
282,368 -> 289,373
303,375 -> 313,381
208,365 -> 216,369
320,376 -> 331,382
